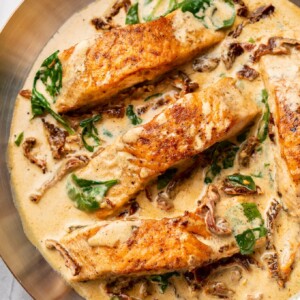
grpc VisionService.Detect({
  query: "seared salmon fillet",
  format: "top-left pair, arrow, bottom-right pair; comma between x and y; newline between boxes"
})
55,10 -> 224,113
74,78 -> 258,218
45,212 -> 238,281
260,52 -> 300,215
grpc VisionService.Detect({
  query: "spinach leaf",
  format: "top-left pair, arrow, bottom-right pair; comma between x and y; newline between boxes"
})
14,132 -> 24,147
204,141 -> 239,183
31,87 -> 74,134
31,51 -> 74,134
241,202 -> 263,222
235,229 -> 256,255
236,225 -> 267,255
229,202 -> 267,255
80,115 -> 102,152
257,89 -> 270,143
253,226 -> 267,237
35,50 -> 62,100
157,168 -> 177,190
149,272 -> 179,293
126,105 -> 142,125
226,174 -> 256,191
67,174 -> 119,211
144,93 -> 163,102
181,0 -> 211,16
126,3 -> 140,24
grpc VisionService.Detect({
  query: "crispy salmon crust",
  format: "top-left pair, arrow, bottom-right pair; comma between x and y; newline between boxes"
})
74,78 -> 258,218
260,52 -> 300,215
55,10 -> 224,113
46,212 -> 240,281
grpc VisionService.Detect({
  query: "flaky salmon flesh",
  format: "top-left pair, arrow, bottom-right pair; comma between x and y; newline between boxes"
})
73,78 -> 258,218
55,9 -> 224,113
260,51 -> 300,216
46,211 -> 265,281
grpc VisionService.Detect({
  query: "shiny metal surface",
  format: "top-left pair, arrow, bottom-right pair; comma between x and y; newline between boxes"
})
0,0 -> 300,300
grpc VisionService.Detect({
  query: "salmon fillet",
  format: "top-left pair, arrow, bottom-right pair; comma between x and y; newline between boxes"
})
45,212 -> 238,281
55,10 -> 224,113
260,52 -> 300,215
74,78 -> 258,218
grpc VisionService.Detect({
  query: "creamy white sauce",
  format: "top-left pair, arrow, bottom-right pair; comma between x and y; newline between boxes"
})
88,220 -> 140,247
8,0 -> 300,299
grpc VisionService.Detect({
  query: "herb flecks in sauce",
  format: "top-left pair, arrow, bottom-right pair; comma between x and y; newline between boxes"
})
14,132 -> 24,146
67,174 -> 119,211
126,105 -> 143,125
80,115 -> 102,152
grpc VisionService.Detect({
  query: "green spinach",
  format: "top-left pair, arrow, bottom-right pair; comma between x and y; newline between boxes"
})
241,202 -> 263,222
204,141 -> 239,183
235,229 -> 256,255
228,203 -> 267,255
34,50 -> 62,99
67,174 -> 119,211
31,51 -> 74,134
31,87 -> 74,134
226,174 -> 256,191
126,105 -> 142,125
126,3 -> 140,24
80,115 -> 102,152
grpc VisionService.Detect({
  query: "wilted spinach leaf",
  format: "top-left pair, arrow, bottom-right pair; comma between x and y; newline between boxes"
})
126,105 -> 142,125
67,174 -> 119,211
204,141 -> 239,183
226,174 -> 256,191
80,115 -> 102,152
126,3 -> 140,24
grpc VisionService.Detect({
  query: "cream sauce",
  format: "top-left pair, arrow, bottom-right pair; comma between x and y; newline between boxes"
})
8,0 -> 300,299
